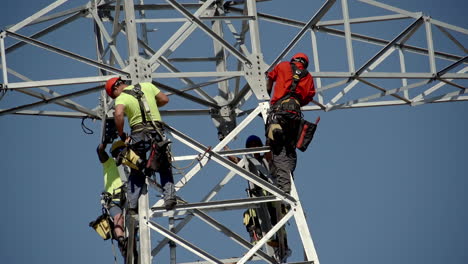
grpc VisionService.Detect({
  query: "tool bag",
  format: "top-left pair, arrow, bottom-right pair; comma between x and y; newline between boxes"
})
89,213 -> 113,240
296,116 -> 320,152
243,208 -> 263,243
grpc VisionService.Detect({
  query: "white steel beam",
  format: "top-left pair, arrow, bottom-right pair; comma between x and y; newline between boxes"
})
398,47 -> 409,99
7,0 -> 67,33
0,37 -> 7,86
165,124 -> 296,204
148,221 -> 223,264
147,0 -> 216,69
138,183 -> 152,264
191,209 -> 277,263
89,8 -> 125,68
167,0 -> 251,65
6,75 -> 118,89
6,11 -> 84,54
425,18 -> 437,74
355,17 -> 423,76
150,71 -> 244,78
358,0 -> 421,19
0,85 -> 102,116
237,209 -> 295,264
430,18 -> 468,35
311,30 -> 324,104
0,65 -> 97,117
341,0 -> 355,73
6,31 -> 128,76
290,178 -> 320,263
327,47 -> 396,107
268,0 -> 336,70
151,167 -> 241,256
4,110 -> 89,118
435,26 -> 468,54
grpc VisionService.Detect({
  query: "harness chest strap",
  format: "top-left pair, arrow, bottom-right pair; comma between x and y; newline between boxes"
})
122,83 -> 157,130
289,62 -> 309,96
273,62 -> 309,110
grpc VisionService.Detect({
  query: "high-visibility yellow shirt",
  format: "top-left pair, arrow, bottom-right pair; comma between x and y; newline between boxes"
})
103,158 -> 122,195
114,82 -> 162,127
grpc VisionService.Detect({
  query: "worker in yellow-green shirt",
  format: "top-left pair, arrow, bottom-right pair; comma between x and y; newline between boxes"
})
97,141 -> 127,257
105,78 -> 176,211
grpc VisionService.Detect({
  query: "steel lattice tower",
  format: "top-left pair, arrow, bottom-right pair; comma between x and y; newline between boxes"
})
1,0 -> 467,263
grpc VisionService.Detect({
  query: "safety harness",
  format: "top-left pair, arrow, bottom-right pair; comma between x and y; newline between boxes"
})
267,63 -> 319,151
122,84 -> 157,130
121,84 -> 171,173
272,62 -> 309,115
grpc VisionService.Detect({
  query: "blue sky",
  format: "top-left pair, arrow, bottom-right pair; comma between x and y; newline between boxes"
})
1,1 -> 467,264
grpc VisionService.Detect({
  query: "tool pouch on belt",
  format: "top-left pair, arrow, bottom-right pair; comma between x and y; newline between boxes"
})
116,147 -> 144,171
89,213 -> 113,240
146,133 -> 172,172
296,117 -> 319,152
266,112 -> 285,144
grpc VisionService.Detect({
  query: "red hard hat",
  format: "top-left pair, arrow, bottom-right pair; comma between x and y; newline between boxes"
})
291,53 -> 309,68
105,77 -> 121,97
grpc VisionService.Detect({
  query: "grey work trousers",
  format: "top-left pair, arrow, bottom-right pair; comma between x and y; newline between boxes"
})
127,128 -> 174,209
271,144 -> 297,194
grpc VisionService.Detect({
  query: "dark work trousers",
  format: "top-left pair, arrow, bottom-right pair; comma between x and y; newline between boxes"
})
127,128 -> 174,209
271,144 -> 297,194
267,109 -> 301,194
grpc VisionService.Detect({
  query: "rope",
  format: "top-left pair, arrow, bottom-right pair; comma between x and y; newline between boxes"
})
81,116 -> 94,134
100,204 -> 119,264
170,146 -> 212,185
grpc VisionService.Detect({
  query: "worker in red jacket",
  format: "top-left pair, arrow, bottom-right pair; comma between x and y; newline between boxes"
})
266,52 -> 316,194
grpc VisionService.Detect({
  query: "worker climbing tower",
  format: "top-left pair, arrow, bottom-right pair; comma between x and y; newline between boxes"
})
1,0 -> 466,263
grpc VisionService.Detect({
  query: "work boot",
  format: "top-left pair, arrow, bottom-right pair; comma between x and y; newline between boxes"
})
163,182 -> 177,210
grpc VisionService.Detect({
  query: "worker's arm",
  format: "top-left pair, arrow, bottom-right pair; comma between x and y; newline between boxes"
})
114,104 -> 126,140
97,143 -> 109,163
156,91 -> 169,107
266,78 -> 274,96
223,145 -> 240,164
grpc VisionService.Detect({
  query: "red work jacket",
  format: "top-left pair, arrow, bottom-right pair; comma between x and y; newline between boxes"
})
268,61 -> 315,106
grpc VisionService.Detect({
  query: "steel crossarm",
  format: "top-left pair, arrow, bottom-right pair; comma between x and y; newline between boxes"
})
0,85 -> 102,116
6,11 -> 84,54
5,31 -> 129,76
2,33 -> 104,117
5,75 -> 118,89
2,110 -> 88,118
355,17 -> 424,77
7,0 -> 67,33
